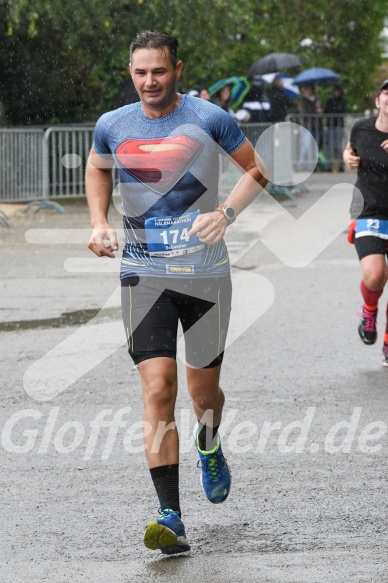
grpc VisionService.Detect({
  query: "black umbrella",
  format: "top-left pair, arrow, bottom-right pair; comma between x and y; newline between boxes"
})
247,53 -> 304,77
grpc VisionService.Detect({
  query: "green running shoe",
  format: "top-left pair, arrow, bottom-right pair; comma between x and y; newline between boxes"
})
144,508 -> 190,555
195,425 -> 231,504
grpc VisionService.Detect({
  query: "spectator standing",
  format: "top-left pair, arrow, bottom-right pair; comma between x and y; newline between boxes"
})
267,75 -> 292,122
297,84 -> 323,170
199,87 -> 211,101
324,84 -> 347,172
241,77 -> 271,123
213,85 -> 234,113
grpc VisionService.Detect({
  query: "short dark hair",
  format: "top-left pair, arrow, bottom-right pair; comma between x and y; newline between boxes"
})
130,30 -> 179,68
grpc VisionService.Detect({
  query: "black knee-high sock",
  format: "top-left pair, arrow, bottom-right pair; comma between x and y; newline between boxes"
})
149,464 -> 181,516
197,421 -> 220,452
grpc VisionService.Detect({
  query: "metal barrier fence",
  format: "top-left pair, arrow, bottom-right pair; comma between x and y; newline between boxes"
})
239,122 -> 272,148
0,126 -> 95,205
0,116 -> 366,206
0,129 -> 44,202
43,126 -> 95,200
285,113 -> 363,171
3,124 -> 282,204
240,121 -> 294,187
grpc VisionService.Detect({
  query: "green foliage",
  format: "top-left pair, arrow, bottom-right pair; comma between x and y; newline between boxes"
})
249,0 -> 386,108
0,0 -> 386,125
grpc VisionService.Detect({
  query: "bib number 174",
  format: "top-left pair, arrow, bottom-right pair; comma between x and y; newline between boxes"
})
160,227 -> 190,246
144,210 -> 202,255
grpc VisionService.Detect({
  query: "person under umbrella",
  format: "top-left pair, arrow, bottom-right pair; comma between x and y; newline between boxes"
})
267,75 -> 293,122
213,85 -> 234,113
241,77 -> 271,123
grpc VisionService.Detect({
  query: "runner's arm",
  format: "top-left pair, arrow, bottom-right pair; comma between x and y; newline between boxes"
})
85,147 -> 118,258
222,138 -> 269,213
190,139 -> 268,245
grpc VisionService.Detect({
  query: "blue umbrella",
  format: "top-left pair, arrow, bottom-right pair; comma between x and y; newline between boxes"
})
209,76 -> 251,110
293,67 -> 339,85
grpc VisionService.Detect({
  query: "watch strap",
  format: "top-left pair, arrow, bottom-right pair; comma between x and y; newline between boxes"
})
215,204 -> 236,223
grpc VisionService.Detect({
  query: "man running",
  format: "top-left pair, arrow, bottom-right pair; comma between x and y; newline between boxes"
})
86,30 -> 268,554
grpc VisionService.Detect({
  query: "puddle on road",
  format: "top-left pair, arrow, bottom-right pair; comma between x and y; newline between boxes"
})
0,307 -> 121,332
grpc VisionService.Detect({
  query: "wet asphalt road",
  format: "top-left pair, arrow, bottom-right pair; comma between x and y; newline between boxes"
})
1,172 -> 388,582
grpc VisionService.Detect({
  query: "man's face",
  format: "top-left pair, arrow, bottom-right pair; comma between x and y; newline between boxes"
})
130,48 -> 183,114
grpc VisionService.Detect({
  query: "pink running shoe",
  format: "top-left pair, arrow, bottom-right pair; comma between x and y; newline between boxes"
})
358,306 -> 378,345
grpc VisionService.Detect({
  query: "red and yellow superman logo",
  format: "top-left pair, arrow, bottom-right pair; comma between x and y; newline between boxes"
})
116,134 -> 203,194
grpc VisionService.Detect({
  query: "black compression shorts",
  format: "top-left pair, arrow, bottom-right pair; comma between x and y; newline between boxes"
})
354,235 -> 388,260
121,275 -> 232,368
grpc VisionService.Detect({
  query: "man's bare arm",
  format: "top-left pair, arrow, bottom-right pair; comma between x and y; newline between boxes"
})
224,138 -> 269,213
85,147 -> 118,258
189,139 -> 268,245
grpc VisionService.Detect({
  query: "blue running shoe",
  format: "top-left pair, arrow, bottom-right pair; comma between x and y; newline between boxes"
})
143,508 -> 191,555
195,427 -> 231,504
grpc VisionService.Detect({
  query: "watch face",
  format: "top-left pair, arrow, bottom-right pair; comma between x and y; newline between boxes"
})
225,206 -> 236,220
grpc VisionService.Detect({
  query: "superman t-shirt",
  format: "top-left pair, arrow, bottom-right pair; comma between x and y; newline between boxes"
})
93,94 -> 246,278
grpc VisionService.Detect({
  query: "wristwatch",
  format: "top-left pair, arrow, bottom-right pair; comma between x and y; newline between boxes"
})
216,204 -> 237,224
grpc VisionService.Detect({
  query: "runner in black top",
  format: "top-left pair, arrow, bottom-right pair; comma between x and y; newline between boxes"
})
343,80 -> 388,365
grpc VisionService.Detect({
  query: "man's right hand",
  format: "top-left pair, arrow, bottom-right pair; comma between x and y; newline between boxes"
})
88,226 -> 119,258
343,145 -> 360,169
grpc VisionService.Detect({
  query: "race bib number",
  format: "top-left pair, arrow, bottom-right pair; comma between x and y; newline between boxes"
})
355,218 -> 388,239
145,210 -> 204,257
